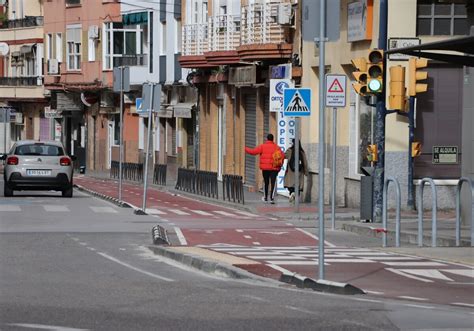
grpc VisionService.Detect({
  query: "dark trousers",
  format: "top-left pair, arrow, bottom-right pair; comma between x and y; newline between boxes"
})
262,170 -> 278,200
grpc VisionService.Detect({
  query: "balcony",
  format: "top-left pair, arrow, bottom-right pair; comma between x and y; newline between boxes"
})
0,77 -> 43,86
0,77 -> 45,100
0,16 -> 44,29
180,23 -> 210,68
204,15 -> 241,66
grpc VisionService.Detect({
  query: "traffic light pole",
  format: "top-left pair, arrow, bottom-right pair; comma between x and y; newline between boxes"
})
407,96 -> 416,209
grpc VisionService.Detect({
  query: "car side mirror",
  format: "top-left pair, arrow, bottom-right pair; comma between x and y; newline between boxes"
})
70,155 -> 77,161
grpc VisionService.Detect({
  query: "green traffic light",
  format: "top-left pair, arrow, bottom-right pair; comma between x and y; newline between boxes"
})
368,79 -> 382,92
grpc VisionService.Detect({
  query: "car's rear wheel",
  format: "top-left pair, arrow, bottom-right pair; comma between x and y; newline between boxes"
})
62,185 -> 73,198
4,184 -> 13,197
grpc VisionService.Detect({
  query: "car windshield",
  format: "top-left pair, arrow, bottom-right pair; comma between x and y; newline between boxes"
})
15,144 -> 65,156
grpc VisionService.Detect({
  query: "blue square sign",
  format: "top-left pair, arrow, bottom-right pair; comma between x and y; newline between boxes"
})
283,88 -> 311,117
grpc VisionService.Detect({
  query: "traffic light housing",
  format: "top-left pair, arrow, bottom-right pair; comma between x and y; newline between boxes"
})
367,49 -> 384,94
408,57 -> 428,96
388,65 -> 407,111
367,144 -> 378,162
351,57 -> 368,96
411,142 -> 422,157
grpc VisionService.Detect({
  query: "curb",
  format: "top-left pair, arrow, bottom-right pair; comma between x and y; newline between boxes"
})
74,184 -> 133,209
147,245 -> 275,283
279,272 -> 365,295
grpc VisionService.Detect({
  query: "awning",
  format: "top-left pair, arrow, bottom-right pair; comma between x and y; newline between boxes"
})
173,103 -> 195,118
20,44 -> 34,54
122,12 -> 148,26
386,35 -> 474,67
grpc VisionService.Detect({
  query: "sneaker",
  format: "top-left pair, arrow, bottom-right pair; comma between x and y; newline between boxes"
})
261,197 -> 268,203
270,199 -> 275,204
289,192 -> 295,203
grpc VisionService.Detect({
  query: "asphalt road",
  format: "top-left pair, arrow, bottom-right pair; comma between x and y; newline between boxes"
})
1,179 -> 473,330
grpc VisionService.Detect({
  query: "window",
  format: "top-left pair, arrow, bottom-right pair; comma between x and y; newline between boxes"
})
161,22 -> 167,54
66,0 -> 81,6
176,18 -> 182,53
103,22 -> 143,70
417,0 -> 469,36
56,33 -> 63,62
66,25 -> 82,70
46,33 -> 53,60
113,114 -> 120,145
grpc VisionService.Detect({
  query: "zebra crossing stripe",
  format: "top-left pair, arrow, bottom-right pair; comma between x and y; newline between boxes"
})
213,211 -> 237,217
443,269 -> 474,278
168,209 -> 190,215
146,208 -> 167,215
192,210 -> 213,216
90,206 -> 117,213
234,211 -> 259,217
44,205 -> 70,212
382,261 -> 446,267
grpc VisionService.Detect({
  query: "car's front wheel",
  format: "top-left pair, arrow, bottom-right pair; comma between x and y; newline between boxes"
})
62,185 -> 73,198
4,184 -> 13,197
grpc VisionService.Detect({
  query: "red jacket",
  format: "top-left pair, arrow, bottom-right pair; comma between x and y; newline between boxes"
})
245,140 -> 283,171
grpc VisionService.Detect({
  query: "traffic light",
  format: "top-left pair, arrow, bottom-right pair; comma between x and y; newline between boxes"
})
408,57 -> 428,97
367,49 -> 384,94
388,65 -> 407,111
367,144 -> 378,162
351,57 -> 368,96
411,142 -> 422,157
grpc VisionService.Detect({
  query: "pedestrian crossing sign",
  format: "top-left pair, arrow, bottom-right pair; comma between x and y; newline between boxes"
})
283,88 -> 311,117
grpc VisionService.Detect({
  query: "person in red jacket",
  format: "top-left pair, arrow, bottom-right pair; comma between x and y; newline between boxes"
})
245,134 -> 283,204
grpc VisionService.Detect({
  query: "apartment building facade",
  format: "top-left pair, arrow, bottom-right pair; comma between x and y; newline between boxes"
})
0,0 -> 46,152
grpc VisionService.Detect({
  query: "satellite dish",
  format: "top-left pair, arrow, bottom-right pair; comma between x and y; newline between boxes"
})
0,42 -> 9,56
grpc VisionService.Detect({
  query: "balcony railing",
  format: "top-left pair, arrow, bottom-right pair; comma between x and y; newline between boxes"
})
208,15 -> 241,52
113,54 -> 148,67
241,2 -> 285,45
0,77 -> 43,86
0,16 -> 44,29
182,23 -> 209,56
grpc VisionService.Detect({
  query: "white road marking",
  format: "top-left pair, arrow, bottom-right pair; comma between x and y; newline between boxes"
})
365,290 -> 384,295
451,302 -> 474,308
168,209 -> 190,215
44,205 -> 69,212
325,259 -> 376,263
7,324 -> 89,331
443,269 -> 474,279
285,305 -> 317,315
146,208 -> 167,215
268,261 -> 317,265
403,304 -> 434,309
364,256 -> 421,261
353,298 -> 382,303
192,210 -> 213,216
79,242 -> 87,246
252,242 -> 261,245
244,235 -> 252,239
398,296 -> 429,301
343,252 -> 393,256
259,231 -> 288,235
267,264 -> 294,275
240,294 -> 268,302
174,227 -> 188,245
90,206 -> 117,213
397,269 -> 454,281
87,247 -> 96,251
236,229 -> 244,233
0,205 -> 21,211
296,228 -> 318,240
97,252 -> 173,282
234,210 -> 259,217
386,268 -> 433,283
213,210 -> 236,217
383,261 -> 446,267
249,256 -> 308,260
232,251 -> 284,256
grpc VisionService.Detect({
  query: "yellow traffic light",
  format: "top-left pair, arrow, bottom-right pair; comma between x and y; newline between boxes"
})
367,49 -> 384,94
411,142 -> 422,157
367,144 -> 378,162
408,57 -> 428,97
351,57 -> 368,96
388,65 -> 407,111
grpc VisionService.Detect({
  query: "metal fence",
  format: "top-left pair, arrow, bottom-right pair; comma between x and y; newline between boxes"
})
110,161 -> 143,182
153,164 -> 167,186
175,168 -> 218,199
222,174 -> 244,204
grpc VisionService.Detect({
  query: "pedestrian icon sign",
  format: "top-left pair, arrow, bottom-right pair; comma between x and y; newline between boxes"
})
328,78 -> 344,93
283,88 -> 311,117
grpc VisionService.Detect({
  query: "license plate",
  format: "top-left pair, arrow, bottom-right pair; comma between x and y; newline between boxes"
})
27,169 -> 52,176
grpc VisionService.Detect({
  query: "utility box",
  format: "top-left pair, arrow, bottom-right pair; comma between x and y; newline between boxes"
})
360,167 -> 374,222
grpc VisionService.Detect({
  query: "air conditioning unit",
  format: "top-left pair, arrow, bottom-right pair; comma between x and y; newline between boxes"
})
48,59 -> 59,75
278,4 -> 292,25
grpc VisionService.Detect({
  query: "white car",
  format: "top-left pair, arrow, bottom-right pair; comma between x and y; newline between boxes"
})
1,140 -> 75,197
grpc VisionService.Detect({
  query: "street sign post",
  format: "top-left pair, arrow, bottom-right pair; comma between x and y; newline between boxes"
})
325,74 -> 347,232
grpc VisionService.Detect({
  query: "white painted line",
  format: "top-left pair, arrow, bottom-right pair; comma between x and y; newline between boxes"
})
168,209 -> 190,215
398,296 -> 429,301
44,205 -> 70,212
266,261 -> 317,265
146,208 -> 167,215
192,210 -> 213,216
296,228 -> 318,240
236,229 -> 244,233
233,252 -> 283,256
364,256 -> 421,261
234,210 -> 259,217
0,205 -> 21,211
7,324 -> 89,331
386,268 -> 433,283
213,210 -> 237,217
174,227 -> 187,246
267,264 -> 294,275
443,269 -> 474,279
269,217 -> 278,221
365,290 -> 384,295
244,235 -> 252,239
397,269 -> 454,281
79,242 -> 87,246
240,294 -> 268,302
213,248 -> 262,251
343,252 -> 393,256
403,304 -> 434,309
286,223 -> 293,226
353,298 -> 382,303
90,206 -> 117,213
451,302 -> 474,308
97,252 -> 173,282
253,242 -> 261,245
325,259 -> 376,263
87,247 -> 96,251
383,261 -> 446,267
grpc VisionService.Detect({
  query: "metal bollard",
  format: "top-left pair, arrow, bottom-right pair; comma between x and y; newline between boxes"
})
455,177 -> 474,247
417,178 -> 438,247
382,176 -> 401,247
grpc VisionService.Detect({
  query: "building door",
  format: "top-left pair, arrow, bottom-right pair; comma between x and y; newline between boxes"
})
244,93 -> 257,186
414,65 -> 463,179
